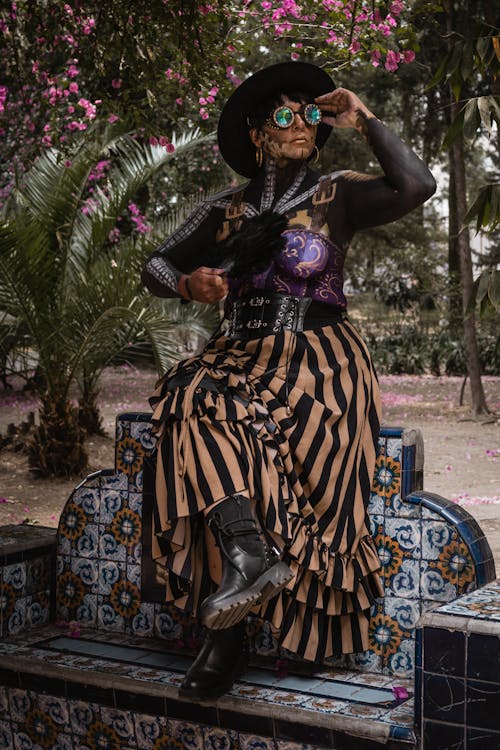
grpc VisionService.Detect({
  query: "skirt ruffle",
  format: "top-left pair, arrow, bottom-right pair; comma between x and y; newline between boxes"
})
150,322 -> 383,661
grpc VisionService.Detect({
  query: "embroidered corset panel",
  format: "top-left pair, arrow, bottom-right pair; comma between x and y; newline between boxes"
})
228,228 -> 347,308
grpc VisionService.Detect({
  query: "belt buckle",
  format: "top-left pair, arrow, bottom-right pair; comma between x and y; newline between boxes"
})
312,182 -> 337,206
249,296 -> 265,307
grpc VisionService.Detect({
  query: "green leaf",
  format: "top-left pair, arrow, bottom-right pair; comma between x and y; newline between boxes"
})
476,35 -> 491,62
462,98 -> 480,139
477,96 -> 493,135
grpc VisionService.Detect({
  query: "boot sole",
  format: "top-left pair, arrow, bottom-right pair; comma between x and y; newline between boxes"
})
201,561 -> 293,630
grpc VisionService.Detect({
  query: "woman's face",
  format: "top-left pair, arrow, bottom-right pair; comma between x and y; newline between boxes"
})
250,96 -> 318,167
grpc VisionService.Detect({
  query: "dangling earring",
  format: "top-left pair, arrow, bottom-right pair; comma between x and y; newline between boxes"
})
312,145 -> 320,164
255,146 -> 263,168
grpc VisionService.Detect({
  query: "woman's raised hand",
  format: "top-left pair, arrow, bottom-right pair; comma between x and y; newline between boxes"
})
315,88 -> 375,133
179,267 -> 228,303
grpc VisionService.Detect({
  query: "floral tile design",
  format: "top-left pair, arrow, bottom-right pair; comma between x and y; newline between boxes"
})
0,412 -> 481,710
431,578 -> 500,621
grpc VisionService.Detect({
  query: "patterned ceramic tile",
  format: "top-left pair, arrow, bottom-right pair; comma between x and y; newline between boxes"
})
238,734 -> 276,750
69,700 -> 100,736
0,720 -> 13,750
433,579 -> 500,621
203,725 -> 238,750
100,706 -> 136,743
134,713 -> 168,750
169,719 -> 204,750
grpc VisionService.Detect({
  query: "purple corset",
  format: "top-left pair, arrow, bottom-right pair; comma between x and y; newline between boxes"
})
228,229 -> 347,308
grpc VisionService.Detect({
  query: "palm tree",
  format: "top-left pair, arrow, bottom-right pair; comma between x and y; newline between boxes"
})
0,125 -> 218,477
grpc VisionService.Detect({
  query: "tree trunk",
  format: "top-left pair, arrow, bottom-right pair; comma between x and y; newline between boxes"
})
449,117 -> 489,416
444,0 -> 489,417
447,146 -> 463,335
28,394 -> 88,477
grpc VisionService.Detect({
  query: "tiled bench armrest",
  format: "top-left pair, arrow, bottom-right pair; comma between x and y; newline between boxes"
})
0,524 -> 57,638
416,578 -> 500,748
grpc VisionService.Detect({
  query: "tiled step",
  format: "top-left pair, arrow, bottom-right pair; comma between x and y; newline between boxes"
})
0,625 -> 415,749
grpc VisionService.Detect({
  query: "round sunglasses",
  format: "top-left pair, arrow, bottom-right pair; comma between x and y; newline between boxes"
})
268,103 -> 323,129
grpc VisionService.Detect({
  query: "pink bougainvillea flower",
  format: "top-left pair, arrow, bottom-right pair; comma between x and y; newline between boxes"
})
393,685 -> 409,700
108,114 -> 119,123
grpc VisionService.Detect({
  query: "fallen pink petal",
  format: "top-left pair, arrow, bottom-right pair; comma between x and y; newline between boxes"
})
392,686 -> 409,700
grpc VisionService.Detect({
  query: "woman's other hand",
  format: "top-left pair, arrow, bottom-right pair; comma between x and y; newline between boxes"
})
315,88 -> 375,135
178,267 -> 228,303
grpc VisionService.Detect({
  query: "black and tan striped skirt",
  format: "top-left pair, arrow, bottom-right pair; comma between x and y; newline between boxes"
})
149,321 -> 383,662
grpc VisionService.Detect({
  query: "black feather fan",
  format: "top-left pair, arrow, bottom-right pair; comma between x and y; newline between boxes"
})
212,210 -> 287,278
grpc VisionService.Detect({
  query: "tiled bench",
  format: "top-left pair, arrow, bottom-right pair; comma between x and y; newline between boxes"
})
416,578 -> 500,748
0,413 -> 496,750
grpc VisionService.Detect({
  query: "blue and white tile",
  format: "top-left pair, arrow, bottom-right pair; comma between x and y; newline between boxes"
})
421,522 -> 456,560
134,713 -> 168,749
14,729 -> 34,750
368,492 -> 385,517
127,493 -> 144,516
238,734 -> 276,750
130,421 -> 156,451
73,486 -> 100,521
0,721 -> 13,750
75,593 -> 97,626
2,563 -> 27,594
263,689 -> 311,707
97,598 -> 125,632
387,637 -> 415,677
385,596 -> 420,632
25,595 -> 50,629
98,561 -> 125,594
99,531 -> 127,562
154,609 -> 183,641
100,707 -> 135,741
337,702 -> 390,719
8,689 -> 32,723
300,695 -> 348,713
276,742 -> 316,750
75,524 -> 99,559
169,719 -> 204,750
229,683 -> 276,701
128,541 -> 143,565
54,735 -> 76,750
420,563 -> 457,602
71,557 -> 99,591
386,559 -> 421,599
130,603 -> 155,637
349,649 -> 383,673
126,564 -> 141,588
37,695 -> 71,733
69,701 -> 100,736
104,473 -> 129,493
7,599 -> 27,635
99,491 -> 126,524
385,518 -> 421,557
203,726 -> 238,750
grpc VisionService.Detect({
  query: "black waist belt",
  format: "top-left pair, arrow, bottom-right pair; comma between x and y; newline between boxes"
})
225,293 -> 347,338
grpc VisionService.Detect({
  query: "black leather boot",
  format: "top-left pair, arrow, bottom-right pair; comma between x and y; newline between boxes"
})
200,495 -> 293,629
178,622 -> 247,701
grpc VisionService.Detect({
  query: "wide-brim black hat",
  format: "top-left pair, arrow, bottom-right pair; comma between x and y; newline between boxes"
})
217,61 -> 335,178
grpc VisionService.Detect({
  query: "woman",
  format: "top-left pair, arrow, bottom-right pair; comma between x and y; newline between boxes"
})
142,61 -> 436,701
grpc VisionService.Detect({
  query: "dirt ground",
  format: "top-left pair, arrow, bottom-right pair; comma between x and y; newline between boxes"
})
1,366 -> 499,570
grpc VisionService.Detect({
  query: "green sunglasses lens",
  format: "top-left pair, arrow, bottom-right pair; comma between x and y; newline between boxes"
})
304,104 -> 322,125
273,106 -> 294,128
272,104 -> 322,128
